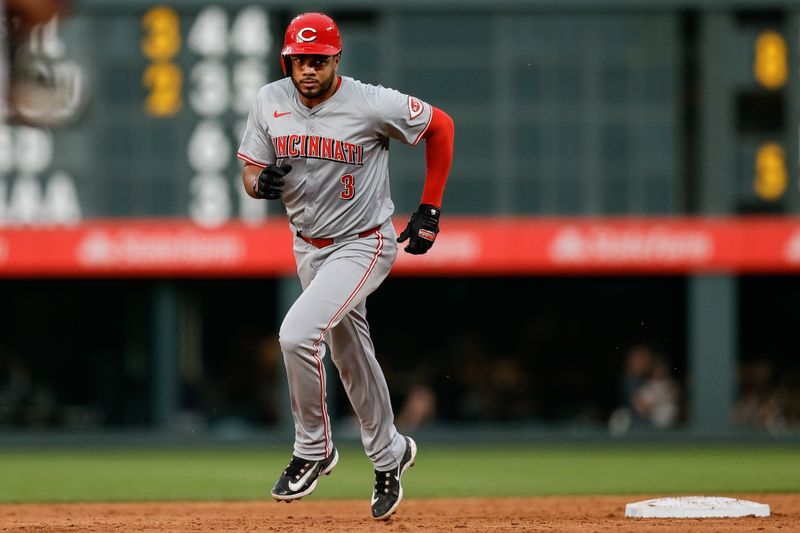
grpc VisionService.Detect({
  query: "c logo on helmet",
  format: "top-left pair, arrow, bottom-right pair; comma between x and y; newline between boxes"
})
297,27 -> 317,42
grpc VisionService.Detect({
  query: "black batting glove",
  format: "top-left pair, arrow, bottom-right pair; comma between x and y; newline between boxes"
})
397,203 -> 440,255
254,163 -> 292,199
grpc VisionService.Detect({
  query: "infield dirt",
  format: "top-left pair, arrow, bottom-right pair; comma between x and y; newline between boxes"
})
0,493 -> 797,532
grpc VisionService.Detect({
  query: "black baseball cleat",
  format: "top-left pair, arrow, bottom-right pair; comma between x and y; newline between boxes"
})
271,447 -> 338,502
371,436 -> 417,520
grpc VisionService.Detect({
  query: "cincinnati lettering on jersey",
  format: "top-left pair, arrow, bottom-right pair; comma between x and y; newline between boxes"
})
271,134 -> 364,166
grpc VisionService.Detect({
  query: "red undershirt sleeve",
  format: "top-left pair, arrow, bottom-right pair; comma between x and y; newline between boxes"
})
419,106 -> 455,208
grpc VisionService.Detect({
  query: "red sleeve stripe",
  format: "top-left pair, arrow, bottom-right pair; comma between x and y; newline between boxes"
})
411,106 -> 434,146
237,152 -> 268,168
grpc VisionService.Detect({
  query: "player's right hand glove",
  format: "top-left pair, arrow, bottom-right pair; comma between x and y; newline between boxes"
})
397,203 -> 440,255
254,163 -> 292,200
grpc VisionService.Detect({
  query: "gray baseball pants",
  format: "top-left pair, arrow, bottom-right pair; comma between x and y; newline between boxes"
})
278,218 -> 407,471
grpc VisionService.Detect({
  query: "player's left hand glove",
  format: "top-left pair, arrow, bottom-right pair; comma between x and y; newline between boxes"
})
397,203 -> 440,255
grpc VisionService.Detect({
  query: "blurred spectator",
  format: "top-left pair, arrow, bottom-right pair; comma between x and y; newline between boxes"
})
429,332 -> 491,421
396,383 -> 436,433
203,331 -> 284,431
620,344 -> 655,411
390,329 -> 538,428
484,356 -> 534,420
732,358 -> 779,428
633,355 -> 680,428
609,343 -> 681,434
731,358 -> 800,432
253,333 -> 283,425
456,349 -> 493,420
0,348 -> 58,426
780,371 -> 800,430
438,331 -> 536,422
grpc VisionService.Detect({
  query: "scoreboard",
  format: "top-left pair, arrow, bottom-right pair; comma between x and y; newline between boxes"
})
3,2 -> 283,227
731,10 -> 796,213
1,1 -> 799,233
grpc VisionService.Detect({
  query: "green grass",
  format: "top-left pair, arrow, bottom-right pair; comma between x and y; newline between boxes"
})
0,444 -> 798,503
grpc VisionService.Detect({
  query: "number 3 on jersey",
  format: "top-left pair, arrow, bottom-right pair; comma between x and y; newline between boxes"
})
340,174 -> 355,200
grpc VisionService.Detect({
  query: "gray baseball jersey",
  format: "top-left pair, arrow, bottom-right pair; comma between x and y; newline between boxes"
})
237,75 -> 433,238
238,76 -> 432,471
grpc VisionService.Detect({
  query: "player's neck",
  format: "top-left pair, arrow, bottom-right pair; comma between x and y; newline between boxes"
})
298,76 -> 342,108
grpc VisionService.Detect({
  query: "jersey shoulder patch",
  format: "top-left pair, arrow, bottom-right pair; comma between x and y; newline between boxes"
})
407,96 -> 424,120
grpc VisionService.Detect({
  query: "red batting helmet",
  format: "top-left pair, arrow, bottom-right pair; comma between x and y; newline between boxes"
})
280,13 -> 342,75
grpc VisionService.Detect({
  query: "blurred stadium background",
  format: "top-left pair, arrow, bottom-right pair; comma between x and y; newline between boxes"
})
1,0 -> 800,454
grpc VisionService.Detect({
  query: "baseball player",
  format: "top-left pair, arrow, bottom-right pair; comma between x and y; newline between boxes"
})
237,12 -> 454,521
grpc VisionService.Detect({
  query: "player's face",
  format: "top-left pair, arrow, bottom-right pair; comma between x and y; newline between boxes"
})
290,54 -> 340,105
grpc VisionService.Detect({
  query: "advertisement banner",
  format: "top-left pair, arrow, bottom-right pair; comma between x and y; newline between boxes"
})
1,217 -> 799,277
